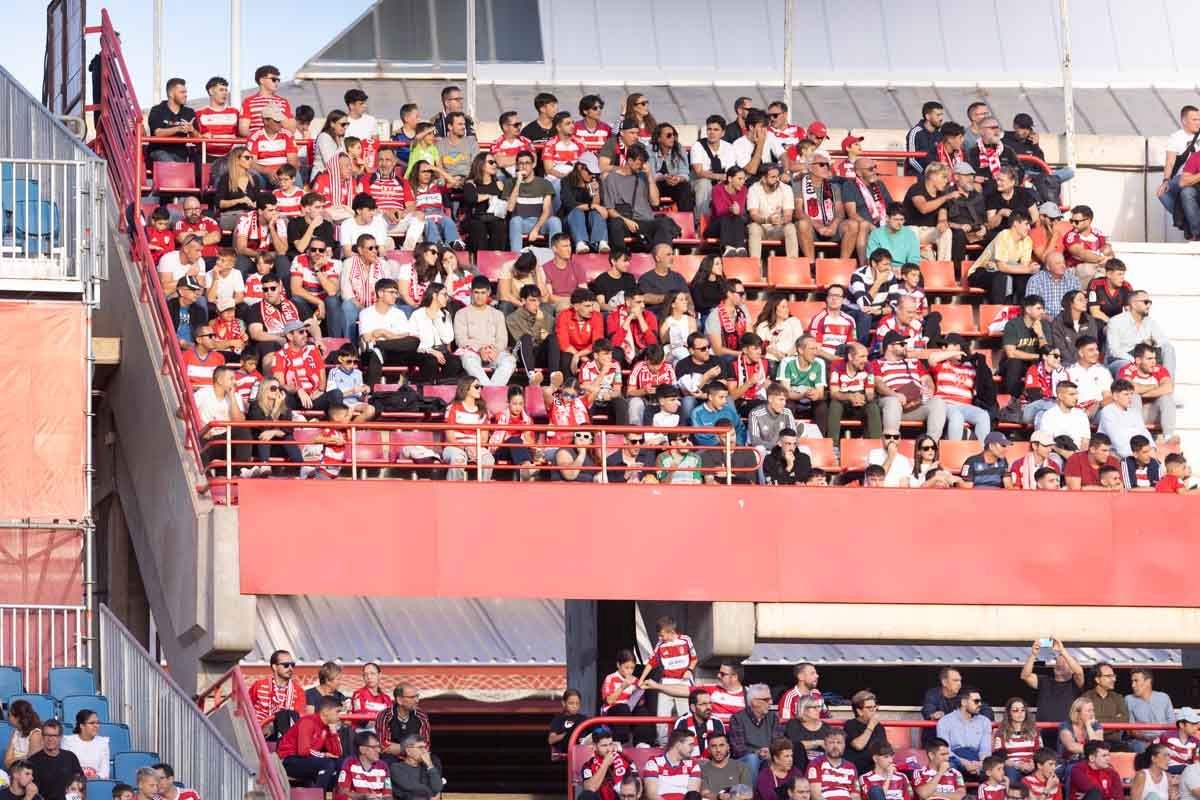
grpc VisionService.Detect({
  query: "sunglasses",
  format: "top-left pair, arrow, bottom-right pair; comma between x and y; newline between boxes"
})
308,247 -> 327,254
693,345 -> 710,352
276,661 -> 296,668
485,159 -> 497,166
883,434 -> 900,441
587,105 -> 603,112
264,285 -> 281,291
919,445 -> 936,451
626,438 -> 643,444
196,332 -> 214,338
663,132 -> 676,139
1070,218 -> 1087,224
363,245 -> 379,251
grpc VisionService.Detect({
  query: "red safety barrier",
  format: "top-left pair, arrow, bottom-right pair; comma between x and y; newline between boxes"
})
195,666 -> 288,800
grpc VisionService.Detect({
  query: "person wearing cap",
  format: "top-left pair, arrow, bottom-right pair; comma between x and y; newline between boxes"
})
1031,202 -> 1071,266
905,101 -> 944,176
805,121 -> 829,151
871,329 -> 946,440
166,275 -> 210,349
796,152 -> 859,260
1158,708 -> 1200,772
559,153 -> 610,254
275,320 -> 345,414
927,334 -> 992,442
1008,430 -> 1064,489
832,134 -> 863,179
246,104 -> 300,185
691,115 -> 737,223
211,297 -> 249,356
454,276 -> 517,387
958,433 -> 1014,488
649,122 -> 695,213
946,157 -> 988,260
597,119 -> 642,175
1026,251 -> 1080,314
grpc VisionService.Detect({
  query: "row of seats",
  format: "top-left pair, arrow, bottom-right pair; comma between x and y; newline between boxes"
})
2,693 -> 109,727
0,163 -> 62,256
0,665 -> 96,702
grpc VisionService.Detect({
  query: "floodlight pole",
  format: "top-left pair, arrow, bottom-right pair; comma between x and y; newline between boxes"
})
152,0 -> 163,103
230,0 -> 242,103
466,0 -> 477,121
1059,0 -> 1076,206
783,0 -> 794,112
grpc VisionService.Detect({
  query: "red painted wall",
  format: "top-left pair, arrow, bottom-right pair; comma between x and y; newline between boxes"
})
238,481 -> 1199,605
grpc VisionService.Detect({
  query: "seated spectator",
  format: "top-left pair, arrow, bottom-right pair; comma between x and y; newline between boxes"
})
843,159 -> 895,262
907,435 -> 946,487
690,380 -> 747,449
644,731 -> 702,800
62,709 -> 108,780
507,285 -> 553,373
998,295 -> 1049,422
409,283 -> 463,383
872,331 -> 946,438
206,247 -> 247,317
351,663 -> 390,721
158,233 -> 205,298
1066,336 -> 1112,419
867,204 -> 921,267
984,166 -> 1038,245
377,684 -> 431,762
787,699 -> 832,764
560,154 -> 610,253
554,288 -> 604,374
928,334 -> 991,442
640,244 -> 691,321
861,742 -> 911,800
849,249 -> 901,345
168,275 -> 210,350
590,250 -> 637,312
710,166 -> 751,257
1027,252 -> 1080,316
913,737 -> 966,800
1018,345 -> 1066,427
1124,673 -> 1173,756
275,322 -> 345,414
246,105 -> 299,185
234,196 -> 289,282
1067,742 -> 1122,800
390,736 -> 442,800
779,664 -> 827,727
1106,291 -> 1177,378
763,428 -> 813,486
442,376 -> 494,481
1120,435 -> 1164,490
1063,206 -> 1113,282
1097,379 -> 1151,458
358,279 -> 420,386
907,101 -> 945,174
367,149 -> 423,251
747,164 -> 798,258
1049,290 -> 1100,368
174,197 -> 222,266
730,685 -> 783,776
1022,750 -> 1062,800
649,123 -> 695,213
438,111 -> 477,188
730,333 -> 772,413
758,738 -> 804,800
603,143 -> 676,254
600,650 -> 655,747
1031,203 -> 1070,265
705,279 -> 749,360
936,688 -> 992,778
822,339 -> 881,440
1157,707 -> 1200,772
409,162 -> 464,248
336,730 -> 390,800
1063,433 -> 1120,491
542,374 -> 593,455
133,767 -> 160,800
546,689 -> 587,760
236,375 -> 296,477
676,332 -> 732,417
484,385 -> 536,482
277,697 -> 343,790
272,164 -> 304,218
305,661 -> 348,713
607,287 -> 658,365
967,210 -> 1037,304
866,430 -> 913,488
688,254 -> 727,321
808,285 -> 857,362
152,763 -> 199,800
1129,744 -> 1172,800
692,115 -> 737,223
844,694 -> 887,777
604,432 -> 654,484
967,116 -> 1019,188
673,689 -> 728,759
796,153 -> 857,260
325,346 -> 374,423
181,324 -> 223,388
1010,430 -> 1064,490
214,146 -> 260,232
455,276 -> 517,387
1155,452 -> 1196,494
340,193 -> 392,256
286,192 -> 336,260
778,336 -> 827,431
862,464 -> 887,487
578,339 -> 628,424
902,162 -> 955,262
655,428 -> 703,485
959,433 -> 1014,489
994,698 -> 1040,786
749,384 -> 799,456
582,727 -> 639,800
597,119 -> 643,175
542,111 -> 585,196
289,237 -> 342,336
1118,344 -> 1177,444
946,158 -> 988,262
574,95 -> 612,155
504,150 -> 561,248
806,729 -> 857,800
701,733 -> 752,800
627,345 -> 676,426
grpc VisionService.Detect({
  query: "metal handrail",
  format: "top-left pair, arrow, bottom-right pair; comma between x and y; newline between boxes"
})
194,666 -> 288,800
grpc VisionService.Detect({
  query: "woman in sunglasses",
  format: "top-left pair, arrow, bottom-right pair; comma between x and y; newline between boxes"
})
648,123 -> 695,213
462,152 -> 508,252
411,160 -> 466,249
214,145 -> 260,231
618,93 -> 656,144
909,435 -> 944,487
245,377 -> 303,477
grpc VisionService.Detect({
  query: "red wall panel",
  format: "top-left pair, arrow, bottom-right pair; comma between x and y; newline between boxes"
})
238,482 -> 1200,606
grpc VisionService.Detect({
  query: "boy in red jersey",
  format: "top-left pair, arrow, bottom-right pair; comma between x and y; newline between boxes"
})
638,616 -> 698,745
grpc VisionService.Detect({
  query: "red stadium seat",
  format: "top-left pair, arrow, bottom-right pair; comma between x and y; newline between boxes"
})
767,257 -> 816,291
886,726 -> 917,750
524,385 -> 548,419
743,299 -> 766,323
979,304 -> 1018,336
960,262 -> 985,294
937,440 -> 981,474
386,250 -> 414,270
629,253 -> 655,278
152,161 -> 201,194
322,337 -> 350,353
789,300 -> 825,329
353,430 -> 386,471
571,253 -> 610,283
672,254 -> 704,282
921,261 -> 959,293
874,160 -> 900,176
1110,752 -> 1136,784
662,211 -> 700,246
474,250 -> 517,281
814,258 -> 856,290
480,386 -> 510,416
422,385 -> 456,405
839,438 -> 916,471
722,256 -> 765,287
936,305 -> 979,336
798,438 -> 839,472
881,175 -> 916,201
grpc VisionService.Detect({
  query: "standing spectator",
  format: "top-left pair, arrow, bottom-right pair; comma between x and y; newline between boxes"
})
376,685 -> 431,759
636,616 -> 698,745
759,739 -> 805,800
922,668 -> 965,724
746,164 -> 798,258
872,331 -> 946,439
250,650 -> 306,739
336,730 -> 390,800
1062,207 -> 1113,280
958,434 -> 1013,489
1048,292 -> 1100,368
844,692 -> 887,777
603,144 -> 675,254
860,743 -> 911,800
906,101 -> 944,175
779,663 -> 826,723
454,277 -> 516,386
998,295 -> 1049,422
1097,380 -> 1152,458
843,160 -> 896,262
936,688 -> 992,778
730,685 -> 783,776
650,123 -> 695,213
1106,291 -> 1176,377
1037,382 -> 1092,451
581,727 -> 639,800
1118,344 -> 1178,444
1064,434 -> 1120,491
701,733 -> 752,800
305,662 -> 348,713
796,153 -> 857,260
902,162 -> 955,261
506,149 -> 563,249
643,731 -> 702,800
1027,252 -> 1080,315
929,334 -> 991,442
146,77 -> 197,164
867,205 -> 921,267
1082,665 -> 1131,749
352,663 -> 390,723
692,115 -> 737,224
1068,742 -> 1122,800
913,738 -> 966,800
710,167 -> 751,257
806,730 -> 858,800
28,720 -> 82,800
389,736 -> 442,800
1125,670 -> 1176,754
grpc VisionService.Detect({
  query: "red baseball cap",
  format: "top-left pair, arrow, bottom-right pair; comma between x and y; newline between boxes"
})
841,133 -> 865,150
808,121 -> 829,139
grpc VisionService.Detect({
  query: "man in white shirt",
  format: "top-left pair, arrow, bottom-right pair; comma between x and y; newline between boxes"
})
158,235 -> 207,299
867,429 -> 913,487
358,278 -> 420,387
1104,291 -> 1176,377
1065,336 -> 1112,419
1156,105 -> 1200,218
691,114 -> 737,225
732,110 -> 789,181
1096,379 -> 1151,458
1037,380 -> 1091,450
746,164 -> 798,258
195,364 -> 248,471
343,89 -> 378,141
340,194 -> 393,254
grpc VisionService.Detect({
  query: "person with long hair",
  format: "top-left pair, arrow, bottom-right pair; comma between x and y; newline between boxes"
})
437,246 -> 478,309
559,155 -> 609,253
462,152 -> 508,252
399,242 -> 442,310
63,708 -> 110,780
442,376 -> 495,481
489,384 -> 539,481
246,377 -> 303,476
995,698 -> 1039,785
1058,697 -> 1104,760
497,250 -> 550,314
409,283 -> 462,383
1129,743 -> 1172,800
1048,289 -> 1100,367
754,292 -> 805,366
649,123 -> 695,213
619,93 -> 656,142
689,254 -> 727,321
214,145 -> 260,231
4,699 -> 42,767
311,109 -> 348,180
411,161 -> 466,248
909,435 -> 945,487
709,166 -> 750,256
659,290 -> 697,363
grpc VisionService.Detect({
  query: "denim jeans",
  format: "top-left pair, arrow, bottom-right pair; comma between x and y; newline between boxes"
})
424,215 -> 460,244
507,214 -> 563,248
1022,398 -> 1055,426
945,402 -> 992,441
1159,173 -> 1182,215
1180,185 -> 1200,236
341,298 -> 362,341
566,208 -> 608,245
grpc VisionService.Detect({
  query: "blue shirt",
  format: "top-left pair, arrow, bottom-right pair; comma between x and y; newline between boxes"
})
961,454 -> 1010,488
936,710 -> 993,756
690,403 -> 746,446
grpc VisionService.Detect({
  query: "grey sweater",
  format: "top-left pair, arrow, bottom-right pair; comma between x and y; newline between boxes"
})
390,760 -> 442,800
453,303 -> 508,354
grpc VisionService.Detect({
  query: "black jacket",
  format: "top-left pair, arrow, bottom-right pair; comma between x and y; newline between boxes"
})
763,446 -> 813,485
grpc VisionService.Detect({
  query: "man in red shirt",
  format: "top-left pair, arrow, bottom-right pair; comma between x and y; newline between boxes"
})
248,649 -> 306,739
912,737 -> 965,800
173,197 -> 221,265
553,288 -> 604,374
239,64 -> 295,138
1067,742 -> 1122,800
780,663 -> 827,723
181,325 -> 223,388
278,697 -> 344,791
152,763 -> 200,800
581,727 -> 638,800
336,730 -> 390,800
276,321 -> 344,413
194,76 -> 240,162
1063,433 -> 1120,491
1062,205 -> 1113,280
247,106 -> 299,182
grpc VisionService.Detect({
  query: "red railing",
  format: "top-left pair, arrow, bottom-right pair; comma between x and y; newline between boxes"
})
93,10 -> 208,482
196,666 -> 288,800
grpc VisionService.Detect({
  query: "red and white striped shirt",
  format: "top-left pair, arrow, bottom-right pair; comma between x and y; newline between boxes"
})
861,770 -> 912,800
578,357 -> 623,401
872,315 -> 927,351
182,348 -> 223,387
630,360 -> 676,392
278,344 -> 324,393
315,426 -> 347,478
248,677 -> 305,726
290,255 -> 340,299
173,216 -> 221,258
368,174 -> 414,212
807,756 -> 859,800
1157,731 -> 1199,769
995,731 -> 1039,766
574,120 -> 613,152
648,635 -> 697,680
830,361 -> 872,394
912,766 -> 965,795
247,129 -> 297,171
1023,772 -> 1063,800
808,310 -> 855,351
543,136 -> 587,174
351,686 -> 390,717
336,758 -> 390,800
643,755 -> 701,800
600,671 -> 639,713
979,782 -> 1007,800
273,187 -> 304,217
870,358 -> 928,395
696,683 -> 745,727
491,135 -> 533,159
212,315 -> 246,346
771,123 -> 806,154
235,369 -> 262,407
1062,228 -> 1107,270
444,401 -> 488,446
547,394 -> 590,444
932,360 -> 976,406
779,687 -> 828,722
412,184 -> 447,215
240,93 -> 293,137
234,211 -> 287,253
1117,362 -> 1170,391
194,105 -> 241,158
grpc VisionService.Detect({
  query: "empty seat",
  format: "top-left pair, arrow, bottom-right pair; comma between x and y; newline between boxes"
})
61,694 -> 109,724
8,694 -> 54,723
979,304 -> 1019,336
87,781 -> 117,799
937,440 -> 982,474
672,254 -> 704,282
789,301 -> 825,330
523,385 -> 548,419
921,261 -> 959,293
721,256 -> 764,287
289,789 -> 326,800
570,253 -> 610,283
797,438 -> 839,472
662,211 -> 700,246
113,752 -> 159,786
0,667 -> 24,700
473,250 -> 517,281
100,722 -> 132,755
743,299 -> 765,323
880,175 -> 917,201
936,305 -> 979,336
151,162 -> 201,194
480,385 -> 510,417
0,721 -> 11,752
814,258 -> 856,290
628,253 -> 655,278
767,257 -> 815,291
422,385 -> 456,405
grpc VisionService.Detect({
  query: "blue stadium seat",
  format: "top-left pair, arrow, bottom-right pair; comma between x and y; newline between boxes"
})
113,751 -> 158,785
86,780 -> 116,799
0,667 -> 24,700
0,721 -> 12,752
7,694 -> 54,723
49,668 -> 97,700
61,694 -> 109,725
99,722 -> 131,755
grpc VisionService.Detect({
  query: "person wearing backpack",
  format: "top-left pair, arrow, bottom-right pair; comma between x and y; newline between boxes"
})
690,115 -> 736,225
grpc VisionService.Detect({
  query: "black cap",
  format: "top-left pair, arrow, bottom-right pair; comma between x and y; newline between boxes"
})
1013,113 -> 1035,130
619,118 -> 640,131
179,275 -> 203,291
881,330 -> 907,349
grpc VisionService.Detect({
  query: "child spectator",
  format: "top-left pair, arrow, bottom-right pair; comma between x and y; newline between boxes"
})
325,345 -> 376,422
638,616 -> 699,744
627,344 -> 677,426
548,689 -> 587,759
147,207 -> 175,265
977,756 -> 1007,800
272,164 -> 304,217
234,351 -> 263,407
646,384 -> 684,446
211,298 -> 248,355
205,247 -> 246,309
301,402 -> 351,479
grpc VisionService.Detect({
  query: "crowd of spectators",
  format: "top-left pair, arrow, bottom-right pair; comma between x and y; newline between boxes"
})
568,625 -> 1199,800
140,74 -> 1192,491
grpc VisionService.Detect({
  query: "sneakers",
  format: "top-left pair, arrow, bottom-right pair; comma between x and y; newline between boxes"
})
736,247 -> 749,257
723,245 -> 737,256
450,239 -> 467,251
575,241 -> 591,254
597,240 -> 611,253
239,467 -> 255,479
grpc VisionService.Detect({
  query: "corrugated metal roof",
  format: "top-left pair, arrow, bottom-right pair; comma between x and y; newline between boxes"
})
248,596 -> 565,665
747,643 -> 1182,668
